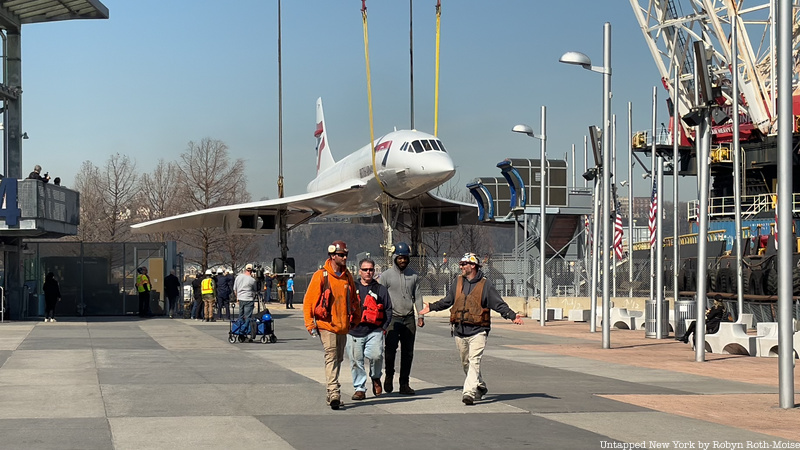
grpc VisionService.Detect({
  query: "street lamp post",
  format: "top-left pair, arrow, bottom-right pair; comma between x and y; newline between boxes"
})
513,105 -> 547,326
561,22 -> 612,348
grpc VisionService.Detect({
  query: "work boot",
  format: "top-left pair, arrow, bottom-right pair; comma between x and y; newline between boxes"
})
476,385 -> 488,400
351,391 -> 366,401
372,378 -> 383,397
399,384 -> 415,395
384,376 -> 394,394
462,394 -> 474,406
329,393 -> 341,410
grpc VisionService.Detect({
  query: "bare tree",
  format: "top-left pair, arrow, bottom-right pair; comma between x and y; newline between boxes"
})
100,153 -> 139,241
73,161 -> 105,241
177,138 -> 247,270
136,159 -> 183,243
72,155 -> 139,242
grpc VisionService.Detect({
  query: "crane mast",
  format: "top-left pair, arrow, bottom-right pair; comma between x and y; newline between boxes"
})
629,0 -> 800,140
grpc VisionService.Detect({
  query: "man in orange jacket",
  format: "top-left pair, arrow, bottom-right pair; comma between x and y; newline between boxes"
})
303,240 -> 361,410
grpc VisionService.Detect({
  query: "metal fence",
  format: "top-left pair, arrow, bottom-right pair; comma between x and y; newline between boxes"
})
19,241 -> 167,317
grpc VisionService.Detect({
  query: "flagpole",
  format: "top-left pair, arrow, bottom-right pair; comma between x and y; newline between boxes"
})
649,87 -> 657,304
612,114 -> 617,298
628,102 -> 634,298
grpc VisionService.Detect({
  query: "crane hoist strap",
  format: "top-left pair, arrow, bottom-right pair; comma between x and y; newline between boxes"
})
361,3 -> 384,192
434,0 -> 442,137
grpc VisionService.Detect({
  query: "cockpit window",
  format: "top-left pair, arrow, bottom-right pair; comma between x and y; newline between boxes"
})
435,140 -> 446,152
422,140 -> 434,151
429,140 -> 441,151
411,140 -> 425,153
400,142 -> 409,152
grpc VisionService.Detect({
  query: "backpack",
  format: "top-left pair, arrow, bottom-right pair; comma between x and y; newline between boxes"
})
313,271 -> 333,321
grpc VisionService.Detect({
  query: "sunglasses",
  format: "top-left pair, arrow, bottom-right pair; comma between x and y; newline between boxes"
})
333,252 -> 349,257
459,262 -> 472,267
360,268 -> 375,272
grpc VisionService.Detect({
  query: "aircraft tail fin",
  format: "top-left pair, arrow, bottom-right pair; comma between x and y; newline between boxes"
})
314,97 -> 336,176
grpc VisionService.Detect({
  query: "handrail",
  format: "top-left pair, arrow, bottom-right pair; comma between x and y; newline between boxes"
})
687,193 -> 800,222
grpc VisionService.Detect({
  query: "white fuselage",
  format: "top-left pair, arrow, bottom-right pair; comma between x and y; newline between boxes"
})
306,129 -> 455,211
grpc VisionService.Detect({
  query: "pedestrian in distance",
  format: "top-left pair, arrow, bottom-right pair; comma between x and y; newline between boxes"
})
303,240 -> 361,410
42,272 -> 61,322
164,269 -> 181,319
286,274 -> 295,309
200,269 -> 215,322
136,267 -> 152,318
378,241 -> 423,395
678,294 -> 726,344
216,267 -> 233,321
419,252 -> 524,406
191,272 -> 204,320
348,258 -> 393,400
234,264 -> 258,340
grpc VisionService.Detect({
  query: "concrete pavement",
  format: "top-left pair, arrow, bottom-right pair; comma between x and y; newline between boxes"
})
0,310 -> 798,449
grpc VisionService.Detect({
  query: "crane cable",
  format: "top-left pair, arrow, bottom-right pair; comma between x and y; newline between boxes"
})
433,0 -> 442,137
361,1 -> 384,191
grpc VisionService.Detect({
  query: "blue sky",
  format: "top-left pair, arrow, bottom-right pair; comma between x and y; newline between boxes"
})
19,1 -> 691,203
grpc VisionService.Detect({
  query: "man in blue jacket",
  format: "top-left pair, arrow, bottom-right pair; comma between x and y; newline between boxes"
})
420,252 -> 523,405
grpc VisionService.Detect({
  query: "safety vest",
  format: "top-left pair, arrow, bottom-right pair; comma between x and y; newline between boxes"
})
201,277 -> 214,295
136,274 -> 150,293
360,290 -> 385,326
449,276 -> 490,327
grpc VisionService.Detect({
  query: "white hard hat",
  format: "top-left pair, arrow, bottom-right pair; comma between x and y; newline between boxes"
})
217,267 -> 224,274
205,269 -> 212,275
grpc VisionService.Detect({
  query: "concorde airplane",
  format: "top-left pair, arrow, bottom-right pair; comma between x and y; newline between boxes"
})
130,98 -> 476,236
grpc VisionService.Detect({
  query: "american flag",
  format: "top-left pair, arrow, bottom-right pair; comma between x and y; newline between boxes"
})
774,201 -> 778,250
585,215 -> 592,254
614,198 -> 624,260
648,178 -> 658,247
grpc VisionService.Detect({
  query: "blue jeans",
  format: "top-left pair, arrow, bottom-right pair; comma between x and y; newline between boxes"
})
238,301 -> 254,322
347,330 -> 384,392
191,299 -> 203,319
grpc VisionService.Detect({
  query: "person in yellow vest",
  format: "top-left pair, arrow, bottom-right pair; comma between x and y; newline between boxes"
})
136,267 -> 152,318
201,269 -> 216,322
419,252 -> 524,406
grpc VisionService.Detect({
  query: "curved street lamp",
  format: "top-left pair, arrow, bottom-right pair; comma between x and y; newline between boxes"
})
512,106 -> 547,326
560,22 -> 612,349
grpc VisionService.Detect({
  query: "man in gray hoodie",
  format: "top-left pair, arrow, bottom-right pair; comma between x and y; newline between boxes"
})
378,242 -> 423,395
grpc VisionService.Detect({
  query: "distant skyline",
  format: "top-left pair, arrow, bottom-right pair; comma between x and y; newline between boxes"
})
19,1 -> 701,208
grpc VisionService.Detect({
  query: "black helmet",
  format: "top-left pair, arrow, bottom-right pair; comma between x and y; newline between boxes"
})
393,242 -> 411,256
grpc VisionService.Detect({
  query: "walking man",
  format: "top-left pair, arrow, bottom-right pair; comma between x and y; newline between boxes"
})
419,253 -> 524,405
303,240 -> 361,410
348,258 -> 392,400
379,242 -> 423,395
164,269 -> 181,318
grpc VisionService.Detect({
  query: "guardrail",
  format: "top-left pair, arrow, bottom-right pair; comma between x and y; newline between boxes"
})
688,193 -> 800,222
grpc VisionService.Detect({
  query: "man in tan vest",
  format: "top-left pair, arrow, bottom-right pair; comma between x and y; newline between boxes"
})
419,252 -> 523,406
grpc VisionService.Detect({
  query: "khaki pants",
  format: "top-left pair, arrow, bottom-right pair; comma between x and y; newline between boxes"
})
455,332 -> 487,398
319,329 -> 347,399
202,294 -> 215,321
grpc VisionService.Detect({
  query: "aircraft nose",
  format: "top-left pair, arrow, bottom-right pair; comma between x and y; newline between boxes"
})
421,152 -> 455,182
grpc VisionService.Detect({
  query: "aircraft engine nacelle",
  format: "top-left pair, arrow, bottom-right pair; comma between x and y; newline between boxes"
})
225,212 -> 277,235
